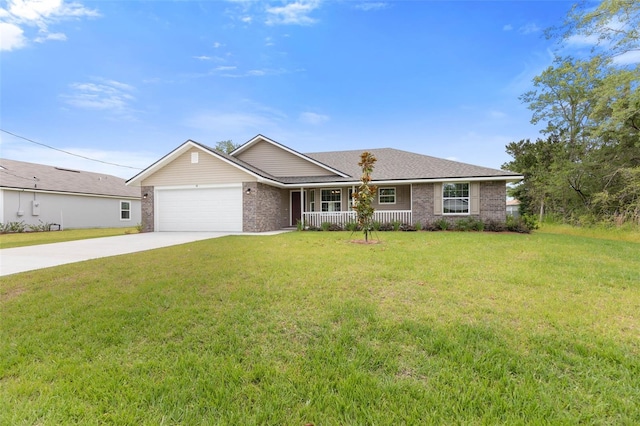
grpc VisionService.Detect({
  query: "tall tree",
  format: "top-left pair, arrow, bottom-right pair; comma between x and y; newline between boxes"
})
352,152 -> 377,242
214,140 -> 240,154
556,0 -> 639,59
507,0 -> 640,225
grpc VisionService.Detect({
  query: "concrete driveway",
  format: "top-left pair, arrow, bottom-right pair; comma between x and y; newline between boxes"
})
1,231 -> 287,276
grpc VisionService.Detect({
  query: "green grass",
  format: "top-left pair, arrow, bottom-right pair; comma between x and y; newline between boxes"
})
0,227 -> 138,249
1,231 -> 639,424
538,222 -> 640,243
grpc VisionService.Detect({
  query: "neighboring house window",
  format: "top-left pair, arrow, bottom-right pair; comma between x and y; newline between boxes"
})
348,188 -> 355,209
378,187 -> 396,204
442,183 -> 469,214
120,201 -> 131,220
309,190 -> 315,212
321,189 -> 341,212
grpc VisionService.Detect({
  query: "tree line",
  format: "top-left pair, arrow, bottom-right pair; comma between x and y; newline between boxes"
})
503,0 -> 639,225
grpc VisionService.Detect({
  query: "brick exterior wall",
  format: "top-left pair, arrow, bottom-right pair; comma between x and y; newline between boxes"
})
411,183 -> 434,226
479,181 -> 507,223
412,181 -> 506,227
141,186 -> 154,232
243,182 -> 283,232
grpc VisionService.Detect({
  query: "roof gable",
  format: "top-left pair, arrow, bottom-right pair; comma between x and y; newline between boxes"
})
232,135 -> 349,178
126,140 -> 282,187
0,158 -> 139,198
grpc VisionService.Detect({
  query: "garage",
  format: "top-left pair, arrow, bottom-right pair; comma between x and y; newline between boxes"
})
155,185 -> 243,232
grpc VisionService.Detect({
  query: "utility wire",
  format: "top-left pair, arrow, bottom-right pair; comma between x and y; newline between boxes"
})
1,128 -> 143,170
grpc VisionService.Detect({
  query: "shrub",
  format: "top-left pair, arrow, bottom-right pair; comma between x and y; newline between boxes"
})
484,220 -> 507,232
372,221 -> 382,231
0,221 -> 27,233
378,222 -> 394,231
434,218 -> 449,231
506,214 -> 537,233
328,223 -> 343,231
392,220 -> 402,231
27,220 -> 53,232
321,222 -> 332,231
400,223 -> 416,231
454,217 -> 484,232
414,221 -> 423,231
422,222 -> 438,231
345,221 -> 359,232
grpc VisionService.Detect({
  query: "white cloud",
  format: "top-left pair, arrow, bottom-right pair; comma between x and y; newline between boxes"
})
519,23 -> 540,35
503,24 -> 513,31
0,22 -> 27,50
61,78 -> 136,117
299,112 -> 329,125
34,30 -> 66,42
0,0 -> 99,51
488,110 -> 506,119
213,41 -> 223,48
266,1 -> 320,26
194,55 -> 213,61
613,50 -> 640,65
354,2 -> 388,12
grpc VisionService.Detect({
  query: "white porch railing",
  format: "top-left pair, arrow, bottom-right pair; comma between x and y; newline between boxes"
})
302,210 -> 412,228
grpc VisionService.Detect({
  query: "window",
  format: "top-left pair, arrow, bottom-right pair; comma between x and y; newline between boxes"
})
120,201 -> 131,220
321,189 -> 341,212
442,183 -> 469,214
348,188 -> 355,209
378,187 -> 396,204
309,190 -> 315,212
191,152 -> 199,163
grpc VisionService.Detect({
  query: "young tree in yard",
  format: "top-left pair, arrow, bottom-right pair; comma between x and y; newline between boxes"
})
352,152 -> 377,242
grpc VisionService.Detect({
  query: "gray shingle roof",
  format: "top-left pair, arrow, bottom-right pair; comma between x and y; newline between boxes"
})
0,158 -> 140,198
304,148 -> 519,181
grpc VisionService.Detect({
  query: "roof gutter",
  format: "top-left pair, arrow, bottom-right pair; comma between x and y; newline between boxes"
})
270,175 -> 524,188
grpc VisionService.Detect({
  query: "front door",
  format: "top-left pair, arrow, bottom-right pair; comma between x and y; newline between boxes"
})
291,191 -> 305,226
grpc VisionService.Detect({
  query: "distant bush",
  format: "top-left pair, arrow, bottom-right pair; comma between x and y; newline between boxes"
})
506,214 -> 538,233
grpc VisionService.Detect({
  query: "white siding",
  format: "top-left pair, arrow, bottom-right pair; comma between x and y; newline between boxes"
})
236,140 -> 335,177
142,149 -> 255,187
0,189 -> 141,229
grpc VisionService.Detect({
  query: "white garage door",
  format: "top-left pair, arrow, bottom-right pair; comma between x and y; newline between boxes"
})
156,186 -> 242,232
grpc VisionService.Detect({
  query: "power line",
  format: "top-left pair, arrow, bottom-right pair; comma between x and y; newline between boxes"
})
1,128 -> 143,170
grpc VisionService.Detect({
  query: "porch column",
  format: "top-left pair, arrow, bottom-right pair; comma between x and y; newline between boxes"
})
300,186 -> 304,225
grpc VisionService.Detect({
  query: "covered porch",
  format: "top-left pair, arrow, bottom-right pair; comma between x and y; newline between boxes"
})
302,210 -> 412,228
289,184 -> 413,228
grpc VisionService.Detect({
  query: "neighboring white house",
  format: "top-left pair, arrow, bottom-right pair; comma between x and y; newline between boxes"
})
506,199 -> 521,217
0,159 -> 141,229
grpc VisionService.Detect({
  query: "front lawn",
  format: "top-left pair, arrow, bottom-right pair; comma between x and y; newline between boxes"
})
1,231 -> 638,424
0,227 -> 138,249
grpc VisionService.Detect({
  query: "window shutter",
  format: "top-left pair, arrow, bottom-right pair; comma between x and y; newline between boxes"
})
470,182 -> 480,215
433,183 -> 442,215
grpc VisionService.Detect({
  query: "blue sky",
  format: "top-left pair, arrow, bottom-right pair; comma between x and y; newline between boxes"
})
1,0 -> 589,178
